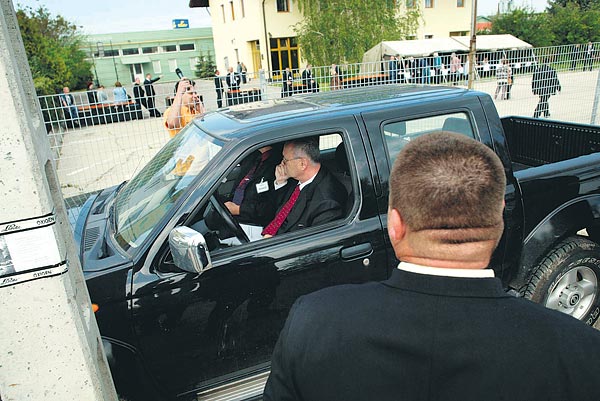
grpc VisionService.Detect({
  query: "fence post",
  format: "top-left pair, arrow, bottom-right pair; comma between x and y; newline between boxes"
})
259,68 -> 268,100
591,70 -> 600,125
0,1 -> 117,400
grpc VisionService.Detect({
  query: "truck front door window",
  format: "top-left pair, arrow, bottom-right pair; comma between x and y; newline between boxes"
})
191,133 -> 351,250
113,124 -> 224,251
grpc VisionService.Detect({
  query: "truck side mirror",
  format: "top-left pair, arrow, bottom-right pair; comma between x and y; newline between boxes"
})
168,226 -> 213,274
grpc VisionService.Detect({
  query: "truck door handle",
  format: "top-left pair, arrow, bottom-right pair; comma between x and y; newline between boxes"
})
341,243 -> 373,260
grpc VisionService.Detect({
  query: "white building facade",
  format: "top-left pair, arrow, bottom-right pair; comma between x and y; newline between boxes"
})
191,0 -> 472,77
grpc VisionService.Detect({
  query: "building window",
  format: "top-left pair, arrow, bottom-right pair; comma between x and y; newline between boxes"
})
406,0 -> 415,8
142,46 -> 158,54
240,0 -> 245,17
179,43 -> 195,51
449,31 -> 468,36
122,48 -> 139,55
221,4 -> 226,22
164,45 -> 177,52
169,59 -> 178,72
103,49 -> 119,57
425,34 -> 433,39
270,37 -> 299,74
153,60 -> 162,74
230,1 -> 235,20
425,0 -> 433,7
457,0 -> 464,6
189,57 -> 200,70
277,0 -> 290,12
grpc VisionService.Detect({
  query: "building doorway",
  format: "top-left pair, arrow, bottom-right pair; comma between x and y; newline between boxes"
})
130,63 -> 144,83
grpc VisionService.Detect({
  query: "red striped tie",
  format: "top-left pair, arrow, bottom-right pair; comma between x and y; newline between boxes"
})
261,186 -> 300,236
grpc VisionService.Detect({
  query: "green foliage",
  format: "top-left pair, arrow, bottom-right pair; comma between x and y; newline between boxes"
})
489,3 -> 600,47
547,2 -> 600,44
547,0 -> 598,12
489,7 -> 554,47
294,0 -> 421,65
194,50 -> 217,79
16,5 -> 92,95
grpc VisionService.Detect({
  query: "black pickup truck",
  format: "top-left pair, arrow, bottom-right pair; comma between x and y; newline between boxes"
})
73,85 -> 600,401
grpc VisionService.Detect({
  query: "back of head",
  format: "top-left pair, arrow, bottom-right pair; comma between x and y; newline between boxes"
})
389,132 -> 505,244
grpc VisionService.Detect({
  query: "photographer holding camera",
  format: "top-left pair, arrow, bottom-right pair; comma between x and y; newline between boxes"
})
164,70 -> 205,137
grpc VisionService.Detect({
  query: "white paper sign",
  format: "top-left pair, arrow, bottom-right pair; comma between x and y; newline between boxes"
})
0,214 -> 64,282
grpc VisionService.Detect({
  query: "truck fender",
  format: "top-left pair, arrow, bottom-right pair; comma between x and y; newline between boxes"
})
515,195 -> 600,288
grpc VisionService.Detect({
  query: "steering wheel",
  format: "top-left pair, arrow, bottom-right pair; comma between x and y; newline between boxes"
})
209,195 -> 250,243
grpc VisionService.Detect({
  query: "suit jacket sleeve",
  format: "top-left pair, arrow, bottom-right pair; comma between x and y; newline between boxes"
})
263,297 -> 304,401
305,197 -> 343,227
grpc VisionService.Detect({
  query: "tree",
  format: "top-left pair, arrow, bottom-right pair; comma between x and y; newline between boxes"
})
546,2 -> 600,44
194,50 -> 217,79
294,0 -> 421,66
16,6 -> 92,95
488,7 -> 554,47
547,0 -> 599,13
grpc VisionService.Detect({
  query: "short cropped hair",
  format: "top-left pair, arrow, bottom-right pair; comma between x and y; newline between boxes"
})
389,132 -> 506,240
288,137 -> 320,163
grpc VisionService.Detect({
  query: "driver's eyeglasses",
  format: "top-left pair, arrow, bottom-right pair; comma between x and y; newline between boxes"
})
282,157 -> 303,165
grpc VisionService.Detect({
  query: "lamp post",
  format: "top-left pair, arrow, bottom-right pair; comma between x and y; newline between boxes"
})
468,0 -> 478,89
109,40 -> 119,82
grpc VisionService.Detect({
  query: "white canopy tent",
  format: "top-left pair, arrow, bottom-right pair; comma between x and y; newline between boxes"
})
451,34 -> 532,51
362,34 -> 532,63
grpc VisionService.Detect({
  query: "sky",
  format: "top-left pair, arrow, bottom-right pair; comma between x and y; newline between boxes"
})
14,0 -> 550,35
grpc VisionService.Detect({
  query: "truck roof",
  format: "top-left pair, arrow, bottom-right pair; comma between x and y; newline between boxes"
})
195,85 -> 474,141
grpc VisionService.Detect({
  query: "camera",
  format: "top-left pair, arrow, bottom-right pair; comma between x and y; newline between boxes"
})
175,68 -> 184,79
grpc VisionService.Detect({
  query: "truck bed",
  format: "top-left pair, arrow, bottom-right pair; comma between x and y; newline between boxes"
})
502,117 -> 600,170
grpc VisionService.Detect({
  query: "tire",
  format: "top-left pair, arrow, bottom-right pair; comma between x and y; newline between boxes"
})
524,236 -> 600,325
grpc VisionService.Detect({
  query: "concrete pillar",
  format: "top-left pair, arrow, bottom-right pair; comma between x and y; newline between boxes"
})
0,1 -> 117,400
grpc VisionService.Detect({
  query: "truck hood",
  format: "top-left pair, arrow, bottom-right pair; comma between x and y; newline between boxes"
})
71,184 -> 130,272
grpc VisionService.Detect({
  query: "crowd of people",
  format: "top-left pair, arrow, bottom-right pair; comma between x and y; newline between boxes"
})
57,73 -> 163,128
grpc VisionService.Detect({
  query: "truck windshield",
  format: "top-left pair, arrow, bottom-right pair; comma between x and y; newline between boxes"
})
113,123 -> 224,251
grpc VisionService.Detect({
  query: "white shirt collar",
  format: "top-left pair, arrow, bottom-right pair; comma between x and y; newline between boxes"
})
299,171 -> 318,190
398,261 -> 494,278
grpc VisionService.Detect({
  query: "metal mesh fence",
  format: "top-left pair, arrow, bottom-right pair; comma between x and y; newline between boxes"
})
40,43 -> 600,220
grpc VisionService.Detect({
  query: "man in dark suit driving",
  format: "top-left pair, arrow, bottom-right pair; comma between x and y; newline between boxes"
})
264,132 -> 600,401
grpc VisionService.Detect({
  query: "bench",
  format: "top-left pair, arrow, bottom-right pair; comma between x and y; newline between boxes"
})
77,101 -> 143,126
342,74 -> 388,88
226,88 -> 261,106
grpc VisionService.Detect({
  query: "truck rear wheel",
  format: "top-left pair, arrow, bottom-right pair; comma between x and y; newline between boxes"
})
524,236 -> 600,325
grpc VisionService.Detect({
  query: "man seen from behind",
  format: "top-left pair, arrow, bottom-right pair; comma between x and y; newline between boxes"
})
264,132 -> 600,401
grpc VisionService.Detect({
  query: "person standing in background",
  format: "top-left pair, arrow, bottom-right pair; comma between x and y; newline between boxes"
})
164,77 -> 205,137
494,59 -> 511,100
302,64 -> 319,93
86,82 -> 98,105
584,41 -> 596,71
282,67 -> 293,97
113,81 -> 128,103
59,86 -> 79,127
96,85 -> 109,103
532,62 -> 561,118
214,70 -> 224,108
388,55 -> 398,84
330,64 -> 341,90
132,77 -> 148,112
144,73 -> 162,117
241,62 -> 248,84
